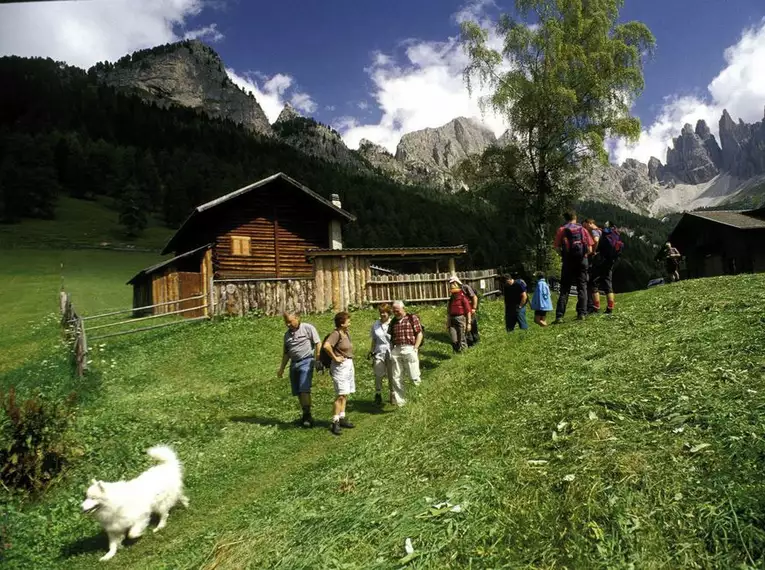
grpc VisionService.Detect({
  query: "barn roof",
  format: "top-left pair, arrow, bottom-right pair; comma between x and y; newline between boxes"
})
162,173 -> 356,255
127,244 -> 211,285
688,210 -> 765,230
307,245 -> 468,258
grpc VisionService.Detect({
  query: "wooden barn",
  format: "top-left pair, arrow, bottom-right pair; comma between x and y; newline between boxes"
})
128,172 -> 355,316
129,172 -> 477,317
666,207 -> 765,278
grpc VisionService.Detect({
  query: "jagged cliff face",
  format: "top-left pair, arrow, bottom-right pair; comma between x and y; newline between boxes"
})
272,104 -> 368,169
393,117 -> 496,190
93,40 -> 272,136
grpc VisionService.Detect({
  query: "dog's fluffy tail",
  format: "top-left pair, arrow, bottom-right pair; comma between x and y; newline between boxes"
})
147,445 -> 180,465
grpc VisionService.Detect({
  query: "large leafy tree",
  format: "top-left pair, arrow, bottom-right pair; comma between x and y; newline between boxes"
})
460,0 -> 655,269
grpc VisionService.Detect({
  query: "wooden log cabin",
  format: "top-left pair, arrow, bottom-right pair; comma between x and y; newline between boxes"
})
128,173 -> 356,316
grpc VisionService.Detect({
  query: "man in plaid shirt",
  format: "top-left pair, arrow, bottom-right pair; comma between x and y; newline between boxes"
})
388,300 -> 423,406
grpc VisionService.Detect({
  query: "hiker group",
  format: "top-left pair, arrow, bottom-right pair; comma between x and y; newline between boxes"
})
277,301 -> 423,436
501,212 -> 625,331
276,210 -> 682,436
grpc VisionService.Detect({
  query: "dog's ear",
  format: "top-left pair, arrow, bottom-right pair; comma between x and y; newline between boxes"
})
91,478 -> 98,485
97,481 -> 105,492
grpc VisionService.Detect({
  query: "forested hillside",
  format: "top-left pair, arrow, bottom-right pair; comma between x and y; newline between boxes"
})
0,56 -> 668,289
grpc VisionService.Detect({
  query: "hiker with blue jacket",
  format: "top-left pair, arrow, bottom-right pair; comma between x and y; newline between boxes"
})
503,274 -> 528,331
592,221 -> 623,314
531,272 -> 554,327
553,212 -> 594,323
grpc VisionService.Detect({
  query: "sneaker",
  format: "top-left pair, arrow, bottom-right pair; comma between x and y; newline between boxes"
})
301,415 -> 314,428
374,393 -> 383,406
605,307 -> 613,314
576,314 -> 586,321
553,318 -> 563,325
339,418 -> 355,429
330,421 -> 341,436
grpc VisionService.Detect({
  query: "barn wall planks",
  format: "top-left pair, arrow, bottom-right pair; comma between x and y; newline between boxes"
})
214,279 -> 316,316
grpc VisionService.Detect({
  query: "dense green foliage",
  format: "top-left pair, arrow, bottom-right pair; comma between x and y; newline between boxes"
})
0,55 -> 669,290
0,387 -> 76,492
1,248 -> 764,568
460,0 -> 655,267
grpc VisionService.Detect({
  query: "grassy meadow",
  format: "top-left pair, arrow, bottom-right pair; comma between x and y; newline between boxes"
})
1,245 -> 765,569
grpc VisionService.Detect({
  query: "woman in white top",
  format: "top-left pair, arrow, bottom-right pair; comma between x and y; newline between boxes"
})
368,303 -> 393,406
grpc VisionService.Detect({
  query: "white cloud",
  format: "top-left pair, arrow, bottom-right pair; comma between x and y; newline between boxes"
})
0,0 -> 220,69
226,69 -> 317,123
291,92 -> 317,114
184,23 -> 224,43
612,18 -> 765,165
337,11 -> 510,153
357,101 -> 370,111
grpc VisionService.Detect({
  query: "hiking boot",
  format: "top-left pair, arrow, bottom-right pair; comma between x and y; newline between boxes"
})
576,314 -> 586,321
339,417 -> 355,429
605,307 -> 613,315
553,318 -> 564,325
374,393 -> 383,406
330,421 -> 342,436
301,415 -> 314,428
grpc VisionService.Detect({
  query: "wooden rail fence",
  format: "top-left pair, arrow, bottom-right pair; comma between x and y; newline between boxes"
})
366,269 -> 501,304
60,291 -> 88,377
60,291 -> 209,376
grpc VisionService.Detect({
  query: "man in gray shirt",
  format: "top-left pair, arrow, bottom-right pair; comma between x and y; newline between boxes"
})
277,311 -> 321,428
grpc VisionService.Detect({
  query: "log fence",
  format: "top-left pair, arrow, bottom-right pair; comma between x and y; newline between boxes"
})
60,291 -> 88,377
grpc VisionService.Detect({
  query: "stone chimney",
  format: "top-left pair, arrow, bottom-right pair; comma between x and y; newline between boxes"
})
329,193 -> 343,250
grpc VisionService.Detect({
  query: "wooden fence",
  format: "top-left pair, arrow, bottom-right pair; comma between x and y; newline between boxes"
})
61,291 -> 209,375
366,269 -> 501,304
60,291 -> 87,376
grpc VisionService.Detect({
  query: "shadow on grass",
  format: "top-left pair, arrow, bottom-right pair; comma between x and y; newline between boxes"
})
348,399 -> 395,415
62,533 -> 144,559
229,416 -> 332,429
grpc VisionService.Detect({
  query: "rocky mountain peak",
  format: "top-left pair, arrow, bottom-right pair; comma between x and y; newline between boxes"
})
395,117 -> 496,169
92,39 -> 273,136
695,119 -> 711,139
664,120 -> 720,184
275,103 -> 301,124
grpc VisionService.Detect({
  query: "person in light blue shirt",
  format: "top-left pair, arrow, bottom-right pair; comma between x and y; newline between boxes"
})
531,272 -> 554,327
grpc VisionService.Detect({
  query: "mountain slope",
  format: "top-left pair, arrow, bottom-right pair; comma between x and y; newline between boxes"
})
92,40 -> 272,136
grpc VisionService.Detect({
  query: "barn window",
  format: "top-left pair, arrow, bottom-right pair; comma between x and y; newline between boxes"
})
231,236 -> 251,256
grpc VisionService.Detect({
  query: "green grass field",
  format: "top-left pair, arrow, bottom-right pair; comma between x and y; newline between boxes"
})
0,196 -> 173,251
2,248 -> 765,569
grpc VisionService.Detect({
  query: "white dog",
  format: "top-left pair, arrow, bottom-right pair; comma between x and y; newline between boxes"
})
81,445 -> 189,561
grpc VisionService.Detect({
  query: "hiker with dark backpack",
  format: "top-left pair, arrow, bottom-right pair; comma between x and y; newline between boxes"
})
553,212 -> 594,323
593,221 -> 623,314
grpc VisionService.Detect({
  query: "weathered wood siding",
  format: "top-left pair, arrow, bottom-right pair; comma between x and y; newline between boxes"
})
205,180 -> 333,279
366,269 -> 501,304
214,279 -> 315,316
313,256 -> 371,312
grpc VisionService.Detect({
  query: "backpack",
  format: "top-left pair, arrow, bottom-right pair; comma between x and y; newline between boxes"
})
562,223 -> 586,259
600,227 -> 624,260
390,314 -> 425,347
319,330 -> 350,369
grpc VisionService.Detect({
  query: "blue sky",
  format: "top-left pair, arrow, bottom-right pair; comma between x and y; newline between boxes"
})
1,0 -> 765,163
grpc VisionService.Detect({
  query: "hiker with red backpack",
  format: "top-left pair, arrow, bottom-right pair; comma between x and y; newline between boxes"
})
553,212 -> 594,323
447,281 -> 473,352
592,221 -> 623,314
584,218 -> 603,314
